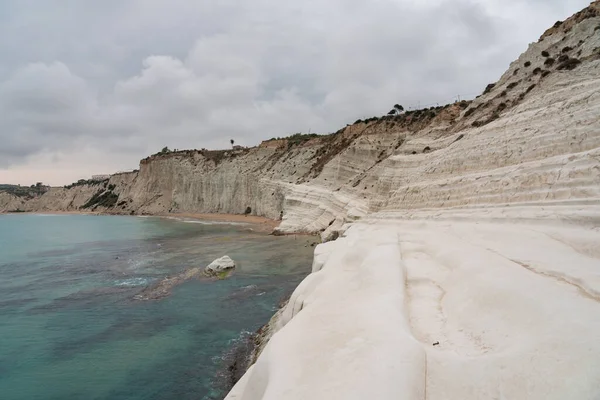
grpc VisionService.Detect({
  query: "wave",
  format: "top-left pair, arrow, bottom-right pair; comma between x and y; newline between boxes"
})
126,257 -> 151,270
114,277 -> 154,287
29,214 -> 69,217
168,217 -> 249,226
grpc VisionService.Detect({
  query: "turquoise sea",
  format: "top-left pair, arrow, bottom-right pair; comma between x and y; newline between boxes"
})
0,214 -> 313,400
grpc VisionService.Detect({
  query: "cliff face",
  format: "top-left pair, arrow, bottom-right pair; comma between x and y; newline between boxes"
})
3,3 -> 600,240
0,192 -> 25,211
225,5 -> 600,400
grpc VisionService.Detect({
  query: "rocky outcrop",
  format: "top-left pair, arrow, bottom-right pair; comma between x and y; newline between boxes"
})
134,256 -> 236,300
204,256 -> 236,278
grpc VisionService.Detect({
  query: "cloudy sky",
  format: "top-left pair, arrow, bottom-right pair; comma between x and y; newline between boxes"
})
0,0 -> 590,185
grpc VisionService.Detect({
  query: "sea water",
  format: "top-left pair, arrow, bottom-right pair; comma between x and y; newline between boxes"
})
0,214 -> 314,400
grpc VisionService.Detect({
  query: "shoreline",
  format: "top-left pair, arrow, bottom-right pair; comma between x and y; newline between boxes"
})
4,210 -> 281,233
157,212 -> 281,233
3,210 -> 100,216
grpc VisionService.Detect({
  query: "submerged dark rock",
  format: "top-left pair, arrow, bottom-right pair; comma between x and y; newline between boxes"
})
215,293 -> 294,395
133,267 -> 203,300
213,331 -> 257,394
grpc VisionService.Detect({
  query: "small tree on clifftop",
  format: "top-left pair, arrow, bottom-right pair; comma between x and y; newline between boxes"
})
230,139 -> 235,148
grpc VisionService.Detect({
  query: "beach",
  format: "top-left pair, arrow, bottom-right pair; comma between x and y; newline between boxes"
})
159,213 -> 281,233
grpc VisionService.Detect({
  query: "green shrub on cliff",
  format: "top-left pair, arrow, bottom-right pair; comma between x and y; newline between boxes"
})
286,133 -> 320,148
81,189 -> 119,210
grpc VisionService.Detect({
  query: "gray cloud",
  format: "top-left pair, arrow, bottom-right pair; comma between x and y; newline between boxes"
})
0,0 -> 591,184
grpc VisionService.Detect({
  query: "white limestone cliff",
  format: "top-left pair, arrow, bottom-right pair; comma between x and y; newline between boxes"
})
224,4 -> 600,399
